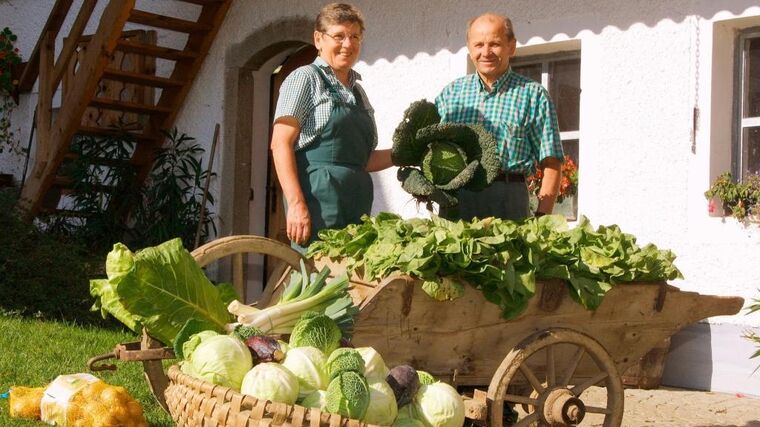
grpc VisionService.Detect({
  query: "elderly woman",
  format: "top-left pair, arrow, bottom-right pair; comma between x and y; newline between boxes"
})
271,3 -> 392,251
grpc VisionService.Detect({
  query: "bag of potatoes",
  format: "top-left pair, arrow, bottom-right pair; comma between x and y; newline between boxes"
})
11,373 -> 147,427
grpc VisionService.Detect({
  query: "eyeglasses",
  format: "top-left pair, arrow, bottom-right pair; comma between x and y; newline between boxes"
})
321,31 -> 363,44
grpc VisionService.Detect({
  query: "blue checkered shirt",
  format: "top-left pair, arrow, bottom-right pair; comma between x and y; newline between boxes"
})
274,57 -> 377,151
435,68 -> 563,174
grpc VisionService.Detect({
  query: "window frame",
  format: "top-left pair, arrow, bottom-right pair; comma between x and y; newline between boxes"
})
734,27 -> 760,179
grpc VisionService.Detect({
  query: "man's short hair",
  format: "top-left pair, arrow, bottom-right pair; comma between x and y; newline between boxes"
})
467,13 -> 515,41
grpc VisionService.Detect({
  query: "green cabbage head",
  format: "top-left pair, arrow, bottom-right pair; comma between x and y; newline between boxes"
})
241,362 -> 300,405
355,347 -> 390,383
289,312 -> 342,355
363,380 -> 399,425
412,383 -> 464,427
281,346 -> 328,398
180,333 -> 252,391
299,389 -> 328,410
325,371 -> 371,419
392,100 -> 500,208
326,347 -> 366,380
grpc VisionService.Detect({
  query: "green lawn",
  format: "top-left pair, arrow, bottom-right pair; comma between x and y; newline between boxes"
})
0,316 -> 174,426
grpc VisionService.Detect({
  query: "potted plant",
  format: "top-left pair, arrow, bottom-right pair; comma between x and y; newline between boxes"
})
705,172 -> 760,221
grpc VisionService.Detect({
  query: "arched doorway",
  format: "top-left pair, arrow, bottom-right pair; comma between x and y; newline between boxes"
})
219,17 -> 315,302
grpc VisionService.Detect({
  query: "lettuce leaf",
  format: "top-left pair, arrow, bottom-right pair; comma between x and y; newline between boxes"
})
90,238 -> 233,345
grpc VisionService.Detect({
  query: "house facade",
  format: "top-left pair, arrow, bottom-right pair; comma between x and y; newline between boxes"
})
1,0 -> 759,395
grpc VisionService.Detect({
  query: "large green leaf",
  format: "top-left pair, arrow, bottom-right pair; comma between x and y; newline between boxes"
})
102,238 -> 232,345
89,278 -> 140,331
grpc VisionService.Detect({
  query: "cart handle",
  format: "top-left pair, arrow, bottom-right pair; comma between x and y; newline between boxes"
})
87,352 -> 117,372
87,341 -> 176,372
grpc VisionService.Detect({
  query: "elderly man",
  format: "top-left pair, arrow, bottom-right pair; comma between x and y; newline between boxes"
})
435,13 -> 564,220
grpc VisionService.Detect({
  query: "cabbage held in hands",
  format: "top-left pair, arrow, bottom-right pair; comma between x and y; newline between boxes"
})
241,363 -> 299,405
180,333 -> 252,391
392,100 -> 500,208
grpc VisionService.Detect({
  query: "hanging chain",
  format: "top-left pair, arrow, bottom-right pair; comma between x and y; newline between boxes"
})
692,15 -> 701,154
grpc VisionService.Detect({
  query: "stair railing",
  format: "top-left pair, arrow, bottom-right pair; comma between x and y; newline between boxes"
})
18,0 -> 136,216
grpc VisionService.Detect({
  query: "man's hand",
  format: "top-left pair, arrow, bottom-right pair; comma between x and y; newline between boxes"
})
536,156 -> 563,215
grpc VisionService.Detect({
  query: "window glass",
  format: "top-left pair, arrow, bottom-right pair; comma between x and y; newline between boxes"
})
742,127 -> 760,177
550,59 -> 581,132
746,37 -> 760,118
562,139 -> 579,166
513,63 -> 542,84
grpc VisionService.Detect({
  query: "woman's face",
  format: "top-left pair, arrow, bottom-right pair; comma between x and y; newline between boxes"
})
314,22 -> 363,74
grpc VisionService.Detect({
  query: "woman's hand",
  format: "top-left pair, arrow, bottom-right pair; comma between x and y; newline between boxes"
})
271,116 -> 311,245
286,199 -> 311,245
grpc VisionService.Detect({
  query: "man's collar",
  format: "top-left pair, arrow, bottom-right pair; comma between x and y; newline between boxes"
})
475,67 -> 513,92
313,57 -> 362,85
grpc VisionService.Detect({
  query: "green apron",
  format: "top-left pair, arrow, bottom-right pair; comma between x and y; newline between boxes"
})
291,65 -> 375,251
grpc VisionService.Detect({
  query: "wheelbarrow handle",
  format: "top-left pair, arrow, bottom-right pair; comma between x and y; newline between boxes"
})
88,351 -> 118,372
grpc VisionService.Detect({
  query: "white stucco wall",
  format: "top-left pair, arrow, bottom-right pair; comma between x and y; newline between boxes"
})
2,0 -> 760,394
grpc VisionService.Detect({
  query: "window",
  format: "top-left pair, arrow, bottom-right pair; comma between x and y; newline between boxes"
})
737,30 -> 760,179
512,52 -> 581,219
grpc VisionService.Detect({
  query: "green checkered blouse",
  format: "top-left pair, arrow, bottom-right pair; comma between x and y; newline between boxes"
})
274,57 -> 377,151
435,68 -> 563,174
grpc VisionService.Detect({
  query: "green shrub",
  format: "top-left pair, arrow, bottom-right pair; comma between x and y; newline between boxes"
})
0,189 -> 115,326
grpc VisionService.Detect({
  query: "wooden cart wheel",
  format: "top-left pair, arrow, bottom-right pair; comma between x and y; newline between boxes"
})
487,328 -> 624,427
191,234 -> 314,304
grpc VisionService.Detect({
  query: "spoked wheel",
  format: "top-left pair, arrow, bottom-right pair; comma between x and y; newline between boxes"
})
487,329 -> 624,427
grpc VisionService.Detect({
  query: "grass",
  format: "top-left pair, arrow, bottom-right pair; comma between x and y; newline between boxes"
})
0,315 -> 174,426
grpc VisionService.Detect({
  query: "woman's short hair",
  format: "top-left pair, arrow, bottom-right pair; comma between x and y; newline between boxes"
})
315,3 -> 365,33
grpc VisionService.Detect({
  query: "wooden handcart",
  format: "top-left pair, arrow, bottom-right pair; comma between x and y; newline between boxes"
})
89,235 -> 744,427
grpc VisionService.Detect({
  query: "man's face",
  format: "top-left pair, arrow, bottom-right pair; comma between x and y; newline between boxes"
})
467,17 -> 516,82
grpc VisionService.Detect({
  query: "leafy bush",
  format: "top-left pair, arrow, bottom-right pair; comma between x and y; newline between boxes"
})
0,189 -> 113,325
131,128 -> 216,248
43,127 -> 216,252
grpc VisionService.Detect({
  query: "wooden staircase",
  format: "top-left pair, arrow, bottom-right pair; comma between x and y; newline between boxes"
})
15,0 -> 232,219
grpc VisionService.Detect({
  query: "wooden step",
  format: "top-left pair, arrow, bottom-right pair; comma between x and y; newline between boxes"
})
39,208 -> 93,218
52,176 -> 119,193
63,153 -> 135,168
115,39 -> 198,61
76,125 -> 157,143
175,0 -> 225,5
102,68 -> 184,88
127,10 -> 212,33
89,97 -> 173,115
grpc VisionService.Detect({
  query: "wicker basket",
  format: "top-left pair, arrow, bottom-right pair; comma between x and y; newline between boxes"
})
165,365 -> 382,427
